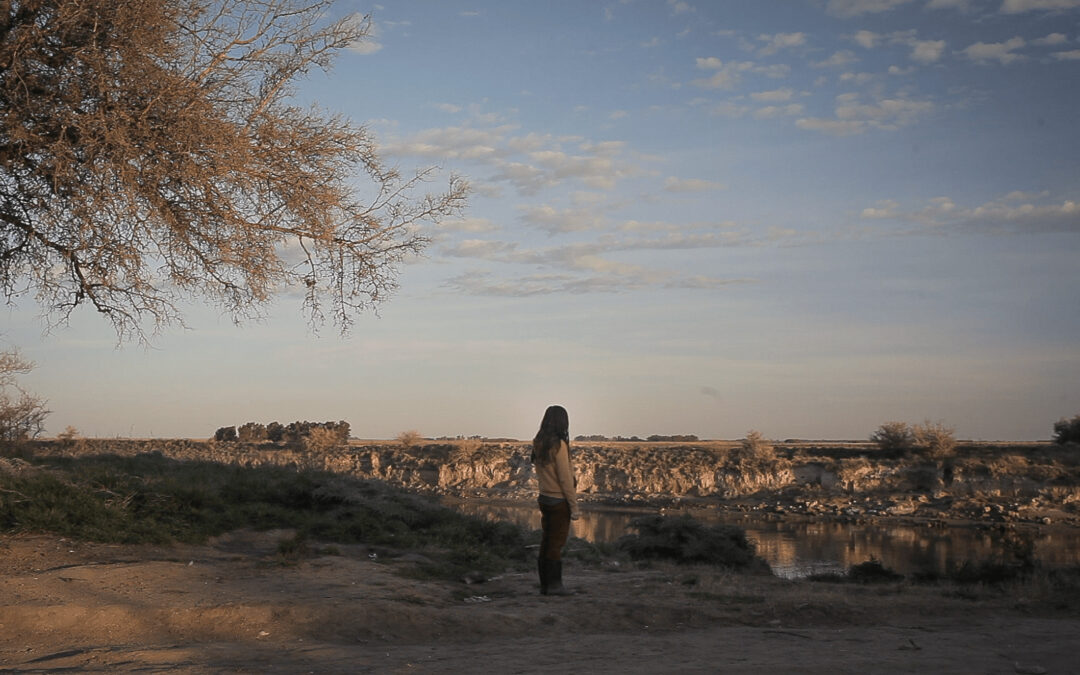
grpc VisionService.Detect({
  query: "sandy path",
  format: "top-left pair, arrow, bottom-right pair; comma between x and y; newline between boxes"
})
2,533 -> 1077,673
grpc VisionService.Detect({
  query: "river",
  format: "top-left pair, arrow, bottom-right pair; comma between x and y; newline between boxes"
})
446,499 -> 1079,579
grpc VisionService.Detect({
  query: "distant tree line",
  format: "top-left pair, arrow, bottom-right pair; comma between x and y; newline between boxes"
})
574,434 -> 699,442
213,420 -> 350,446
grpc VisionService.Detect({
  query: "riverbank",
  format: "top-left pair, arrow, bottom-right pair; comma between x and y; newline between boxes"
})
2,531 -> 1078,673
16,437 -> 1080,529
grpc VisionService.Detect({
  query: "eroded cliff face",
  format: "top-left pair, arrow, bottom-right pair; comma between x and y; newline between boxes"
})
18,438 -> 1080,526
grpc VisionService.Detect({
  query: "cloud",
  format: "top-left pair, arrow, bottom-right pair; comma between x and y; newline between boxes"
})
1032,33 -> 1068,46
1053,49 -> 1080,60
382,124 -> 640,196
861,199 -> 901,218
814,50 -> 860,68
750,87 -> 795,102
859,192 -> 1080,234
797,91 -> 934,135
853,30 -> 880,48
663,177 -> 728,192
754,103 -> 805,119
1000,0 -> 1080,12
795,117 -> 866,136
691,58 -> 788,89
960,37 -> 1026,64
346,16 -> 383,54
435,103 -> 462,114
825,0 -> 916,17
910,39 -> 946,64
757,32 -> 806,56
668,0 -> 695,14
518,204 -> 608,234
692,58 -> 756,89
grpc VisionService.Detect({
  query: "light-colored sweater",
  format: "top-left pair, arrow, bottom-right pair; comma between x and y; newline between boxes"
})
536,439 -> 579,515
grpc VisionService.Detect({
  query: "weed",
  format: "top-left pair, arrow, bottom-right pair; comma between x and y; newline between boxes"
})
617,514 -> 768,570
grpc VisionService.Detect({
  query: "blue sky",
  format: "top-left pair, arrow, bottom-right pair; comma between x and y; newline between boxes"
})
5,0 -> 1080,440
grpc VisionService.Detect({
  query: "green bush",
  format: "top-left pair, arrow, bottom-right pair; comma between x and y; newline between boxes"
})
912,420 -> 956,460
1053,414 -> 1080,445
0,452 -> 527,579
870,422 -> 913,455
617,514 -> 766,570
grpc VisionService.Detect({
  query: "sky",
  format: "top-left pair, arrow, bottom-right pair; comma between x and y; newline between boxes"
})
5,0 -> 1080,441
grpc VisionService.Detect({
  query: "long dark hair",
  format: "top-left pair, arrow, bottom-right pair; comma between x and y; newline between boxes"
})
532,405 -> 569,465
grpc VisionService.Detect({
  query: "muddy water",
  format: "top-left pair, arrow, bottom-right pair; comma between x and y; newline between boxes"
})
446,499 -> 1080,579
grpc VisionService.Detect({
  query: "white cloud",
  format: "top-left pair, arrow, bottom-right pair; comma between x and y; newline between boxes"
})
1032,33 -> 1068,46
861,199 -> 901,218
840,71 -> 877,84
383,124 -> 639,196
814,50 -> 860,67
692,58 -> 756,89
668,0 -> 695,14
346,16 -> 383,54
754,104 -> 805,119
435,103 -> 462,114
960,37 -> 1026,64
797,91 -> 934,135
910,39 -> 946,64
757,32 -> 806,56
1000,0 -> 1080,13
750,87 -> 795,102
795,118 -> 866,136
663,177 -> 727,192
853,30 -> 880,48
860,192 -> 1080,234
609,110 -> 629,120
826,0 -> 916,17
641,37 -> 662,48
1053,49 -> 1080,59
519,204 -> 608,234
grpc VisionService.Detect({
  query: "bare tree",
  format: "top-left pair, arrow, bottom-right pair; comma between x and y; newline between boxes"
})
1,0 -> 466,341
0,348 -> 49,440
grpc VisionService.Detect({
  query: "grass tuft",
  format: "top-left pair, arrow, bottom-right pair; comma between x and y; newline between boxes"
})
0,451 -> 529,579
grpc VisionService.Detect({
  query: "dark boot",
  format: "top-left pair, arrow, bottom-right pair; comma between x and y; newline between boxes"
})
537,557 -> 548,595
544,559 -> 572,596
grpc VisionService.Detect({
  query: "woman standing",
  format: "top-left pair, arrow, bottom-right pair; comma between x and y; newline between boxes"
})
531,404 -> 580,596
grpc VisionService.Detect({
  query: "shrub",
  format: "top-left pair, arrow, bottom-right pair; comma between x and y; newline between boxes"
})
303,426 -> 343,453
213,426 -> 237,442
0,349 -> 49,441
617,514 -> 765,570
397,430 -> 422,448
849,558 -> 903,583
871,422 -> 913,455
911,420 -> 956,460
237,422 -> 268,443
57,426 -> 81,442
1053,414 -> 1080,445
450,437 -> 482,462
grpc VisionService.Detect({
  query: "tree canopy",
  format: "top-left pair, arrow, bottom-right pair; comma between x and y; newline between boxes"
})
0,0 -> 466,340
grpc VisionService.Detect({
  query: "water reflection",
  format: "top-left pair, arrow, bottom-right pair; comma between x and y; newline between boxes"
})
447,499 -> 1079,579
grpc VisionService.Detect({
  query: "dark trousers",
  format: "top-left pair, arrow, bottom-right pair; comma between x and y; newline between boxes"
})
538,499 -> 571,561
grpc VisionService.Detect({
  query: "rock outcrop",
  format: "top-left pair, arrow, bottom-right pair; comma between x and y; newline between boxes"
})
14,438 -> 1080,526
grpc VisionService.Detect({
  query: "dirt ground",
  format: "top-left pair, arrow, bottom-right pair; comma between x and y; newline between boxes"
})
2,531 -> 1078,674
